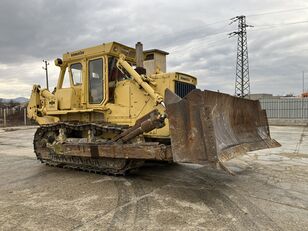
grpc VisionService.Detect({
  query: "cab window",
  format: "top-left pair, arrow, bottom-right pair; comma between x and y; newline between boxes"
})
62,67 -> 71,88
88,58 -> 103,104
108,57 -> 129,82
71,63 -> 82,85
108,57 -> 132,103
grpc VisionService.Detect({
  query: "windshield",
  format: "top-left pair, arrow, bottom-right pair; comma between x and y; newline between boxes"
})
71,63 -> 82,85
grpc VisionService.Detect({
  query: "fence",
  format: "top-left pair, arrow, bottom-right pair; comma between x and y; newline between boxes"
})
0,107 -> 36,127
1,99 -> 307,126
259,98 -> 308,119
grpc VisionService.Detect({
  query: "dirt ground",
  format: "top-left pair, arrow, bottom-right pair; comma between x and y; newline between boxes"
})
0,125 -> 307,231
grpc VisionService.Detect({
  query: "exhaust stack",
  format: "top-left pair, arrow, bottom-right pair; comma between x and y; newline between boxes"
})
135,42 -> 146,75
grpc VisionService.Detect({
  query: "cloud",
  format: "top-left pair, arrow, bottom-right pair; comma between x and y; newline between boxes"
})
0,0 -> 308,98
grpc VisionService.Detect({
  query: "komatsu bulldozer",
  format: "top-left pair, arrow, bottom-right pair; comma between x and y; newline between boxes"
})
27,42 -> 280,175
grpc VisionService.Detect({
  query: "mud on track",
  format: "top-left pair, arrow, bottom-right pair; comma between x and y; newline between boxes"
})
0,126 -> 307,231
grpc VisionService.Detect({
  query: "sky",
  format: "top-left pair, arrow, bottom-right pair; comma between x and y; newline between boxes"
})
0,0 -> 307,98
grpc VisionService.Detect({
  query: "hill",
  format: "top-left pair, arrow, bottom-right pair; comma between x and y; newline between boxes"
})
0,97 -> 29,104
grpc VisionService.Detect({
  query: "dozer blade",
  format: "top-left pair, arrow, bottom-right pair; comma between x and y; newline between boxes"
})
165,89 -> 280,166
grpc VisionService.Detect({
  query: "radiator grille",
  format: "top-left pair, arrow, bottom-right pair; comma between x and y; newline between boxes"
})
175,81 -> 196,98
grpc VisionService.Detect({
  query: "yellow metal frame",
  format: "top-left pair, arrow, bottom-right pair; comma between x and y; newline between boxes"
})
27,42 -> 198,139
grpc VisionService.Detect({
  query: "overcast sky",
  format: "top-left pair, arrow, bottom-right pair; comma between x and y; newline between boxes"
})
0,0 -> 307,98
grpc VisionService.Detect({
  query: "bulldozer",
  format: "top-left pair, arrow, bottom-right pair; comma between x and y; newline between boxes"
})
27,41 -> 280,175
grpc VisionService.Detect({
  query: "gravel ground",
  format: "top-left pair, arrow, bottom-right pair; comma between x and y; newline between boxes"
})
0,125 -> 307,231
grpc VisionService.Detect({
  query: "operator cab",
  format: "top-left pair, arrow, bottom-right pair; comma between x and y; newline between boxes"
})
54,42 -> 136,110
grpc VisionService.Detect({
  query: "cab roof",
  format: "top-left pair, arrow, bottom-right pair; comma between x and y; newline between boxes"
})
62,42 -> 136,63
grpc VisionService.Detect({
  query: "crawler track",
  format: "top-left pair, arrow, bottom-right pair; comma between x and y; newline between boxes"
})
33,123 -> 144,175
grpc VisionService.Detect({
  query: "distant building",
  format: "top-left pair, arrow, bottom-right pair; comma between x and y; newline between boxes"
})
248,94 -> 280,100
302,92 -> 308,98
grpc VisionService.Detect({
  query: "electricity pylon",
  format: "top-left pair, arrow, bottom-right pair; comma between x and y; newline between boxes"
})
229,15 -> 253,98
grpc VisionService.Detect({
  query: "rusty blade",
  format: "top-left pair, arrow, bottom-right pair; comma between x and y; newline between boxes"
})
165,89 -> 280,165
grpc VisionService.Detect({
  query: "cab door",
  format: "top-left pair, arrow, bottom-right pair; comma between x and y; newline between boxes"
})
69,62 -> 83,109
56,61 -> 83,110
86,57 -> 108,108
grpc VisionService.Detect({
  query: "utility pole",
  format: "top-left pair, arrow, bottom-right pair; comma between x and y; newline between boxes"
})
229,15 -> 253,98
303,71 -> 305,94
42,60 -> 49,91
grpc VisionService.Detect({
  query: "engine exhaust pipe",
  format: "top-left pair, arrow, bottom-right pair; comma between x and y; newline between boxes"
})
135,42 -> 146,75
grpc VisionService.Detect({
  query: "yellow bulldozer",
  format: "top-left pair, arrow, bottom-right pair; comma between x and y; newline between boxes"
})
27,41 -> 280,175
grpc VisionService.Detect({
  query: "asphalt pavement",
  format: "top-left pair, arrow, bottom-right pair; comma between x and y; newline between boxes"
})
0,125 -> 307,231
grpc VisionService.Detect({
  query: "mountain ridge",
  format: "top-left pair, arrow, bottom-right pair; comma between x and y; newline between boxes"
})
0,97 -> 29,103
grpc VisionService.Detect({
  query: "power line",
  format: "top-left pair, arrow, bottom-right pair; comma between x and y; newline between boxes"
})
147,19 -> 230,45
247,6 -> 308,17
153,7 -> 308,48
169,36 -> 231,56
158,7 -> 308,47
158,9 -> 308,53
170,32 -> 231,52
252,20 -> 308,31
155,6 -> 308,45
167,19 -> 308,54
151,24 -> 231,52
